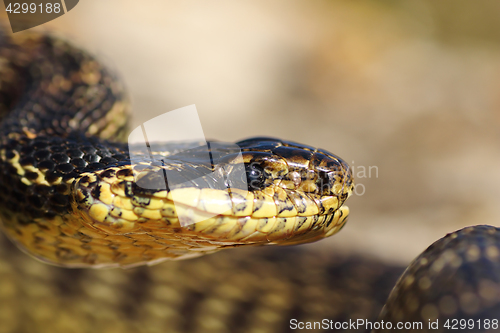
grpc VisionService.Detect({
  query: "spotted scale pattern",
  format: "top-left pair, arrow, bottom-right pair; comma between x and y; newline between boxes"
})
0,30 -> 354,268
376,225 -> 500,333
0,232 -> 404,333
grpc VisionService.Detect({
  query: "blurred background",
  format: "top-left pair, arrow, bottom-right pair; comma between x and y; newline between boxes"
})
35,0 -> 500,264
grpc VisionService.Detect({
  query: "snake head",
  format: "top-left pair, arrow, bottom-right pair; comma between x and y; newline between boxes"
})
70,137 -> 354,267
231,137 -> 354,245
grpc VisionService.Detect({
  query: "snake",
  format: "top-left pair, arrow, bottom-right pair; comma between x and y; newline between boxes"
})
0,27 -> 499,333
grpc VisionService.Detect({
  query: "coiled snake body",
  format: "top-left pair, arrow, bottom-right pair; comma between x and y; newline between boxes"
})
0,28 -> 499,333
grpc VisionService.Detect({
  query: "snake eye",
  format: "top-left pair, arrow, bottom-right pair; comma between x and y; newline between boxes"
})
245,163 -> 265,190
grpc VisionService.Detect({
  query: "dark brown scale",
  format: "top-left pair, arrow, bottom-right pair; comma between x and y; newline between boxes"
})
70,158 -> 87,169
20,144 -> 35,155
271,146 -> 312,169
311,151 -> 342,173
316,170 -> 336,194
16,180 -> 28,192
62,172 -> 79,182
6,165 -> 18,175
27,194 -> 45,209
19,156 -> 36,166
33,149 -> 51,160
100,157 -> 117,164
5,139 -> 18,149
67,148 -> 84,158
339,192 -> 349,201
96,145 -> 111,156
99,168 -> 116,179
90,185 -> 102,201
50,205 -> 69,215
55,163 -> 75,174
377,225 -> 500,333
65,143 -> 80,149
86,162 -> 106,170
4,150 -> 15,159
45,171 -> 63,184
24,171 -> 39,180
123,181 -> 133,197
32,140 -> 49,150
325,214 -> 336,228
79,175 -> 90,184
34,184 -> 54,195
131,179 -> 165,196
49,145 -> 65,153
56,248 -> 81,261
5,200 -> 20,213
81,146 -> 97,155
44,210 -> 57,219
50,193 -> 69,206
25,206 -> 43,218
56,183 -> 70,194
116,168 -> 134,178
83,154 -> 101,163
51,153 -> 71,164
12,189 -> 25,203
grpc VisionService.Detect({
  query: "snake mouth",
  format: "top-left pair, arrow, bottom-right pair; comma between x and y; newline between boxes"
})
172,203 -> 351,246
73,171 -> 351,241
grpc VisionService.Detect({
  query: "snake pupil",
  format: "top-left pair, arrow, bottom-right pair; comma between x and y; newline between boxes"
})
245,163 -> 265,190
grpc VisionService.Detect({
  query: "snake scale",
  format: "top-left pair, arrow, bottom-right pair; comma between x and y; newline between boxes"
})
1,26 -> 500,333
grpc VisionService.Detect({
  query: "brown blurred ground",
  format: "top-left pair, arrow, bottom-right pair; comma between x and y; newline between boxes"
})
29,0 -> 500,264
